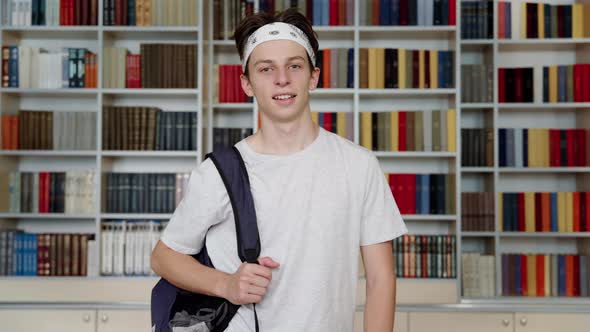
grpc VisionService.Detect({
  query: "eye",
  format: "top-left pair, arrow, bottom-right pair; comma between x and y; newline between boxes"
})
260,67 -> 272,73
289,64 -> 302,69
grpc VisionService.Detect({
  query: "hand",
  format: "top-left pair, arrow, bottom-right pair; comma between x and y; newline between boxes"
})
223,257 -> 280,305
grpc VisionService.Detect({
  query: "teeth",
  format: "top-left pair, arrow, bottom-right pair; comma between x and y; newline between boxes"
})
273,95 -> 294,100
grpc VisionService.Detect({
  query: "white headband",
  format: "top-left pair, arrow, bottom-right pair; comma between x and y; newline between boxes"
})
242,22 -> 315,71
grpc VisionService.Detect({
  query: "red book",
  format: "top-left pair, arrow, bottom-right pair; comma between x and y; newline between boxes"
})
585,192 -> 590,232
448,0 -> 456,26
219,65 -> 226,102
60,0 -> 66,25
584,65 -> 590,102
535,192 -> 542,232
125,54 -> 133,88
323,112 -> 333,132
406,174 -> 416,214
498,68 -> 506,103
514,68 -> 523,102
75,0 -> 82,25
239,66 -> 246,102
536,254 -> 545,296
322,49 -> 331,88
573,255 -> 580,296
566,129 -> 575,167
573,64 -> 583,102
329,0 -> 338,26
68,0 -> 75,25
573,192 -> 580,232
518,193 -> 525,232
373,0 -> 380,25
10,116 -> 18,150
521,255 -> 528,296
541,192 -> 550,232
576,129 -> 586,166
390,174 -> 405,214
498,2 -> 505,38
399,0 -> 408,25
39,172 -> 50,213
421,235 -> 428,278
398,111 -> 407,151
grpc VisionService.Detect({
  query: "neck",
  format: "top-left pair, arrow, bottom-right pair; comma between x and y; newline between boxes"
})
246,110 -> 319,156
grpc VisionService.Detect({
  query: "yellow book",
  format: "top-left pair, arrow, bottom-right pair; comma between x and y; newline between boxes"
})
549,66 -> 558,103
336,112 -> 347,138
527,128 -> 535,167
584,4 -> 590,38
446,109 -> 456,152
572,4 -> 583,38
418,50 -> 425,89
524,192 -> 535,232
311,111 -> 318,125
557,192 -> 566,232
398,49 -> 407,89
390,111 -> 399,151
368,48 -> 378,89
360,112 -> 372,149
527,254 -> 536,296
538,4 -> 544,39
498,192 -> 503,229
376,48 -> 385,89
429,50 -> 438,89
520,2 -> 527,39
565,192 -> 573,233
544,255 -> 550,296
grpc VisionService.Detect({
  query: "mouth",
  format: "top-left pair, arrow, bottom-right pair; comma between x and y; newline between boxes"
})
272,94 -> 297,101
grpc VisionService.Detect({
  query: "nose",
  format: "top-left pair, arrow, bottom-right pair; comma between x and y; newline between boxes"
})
274,67 -> 290,87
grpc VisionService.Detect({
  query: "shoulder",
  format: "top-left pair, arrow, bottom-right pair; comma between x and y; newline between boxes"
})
321,129 -> 377,170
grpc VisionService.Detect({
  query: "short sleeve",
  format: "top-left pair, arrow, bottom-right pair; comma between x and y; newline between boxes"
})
160,158 -> 230,255
360,154 -> 407,246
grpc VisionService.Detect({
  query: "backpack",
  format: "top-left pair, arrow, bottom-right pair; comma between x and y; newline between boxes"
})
151,146 -> 261,332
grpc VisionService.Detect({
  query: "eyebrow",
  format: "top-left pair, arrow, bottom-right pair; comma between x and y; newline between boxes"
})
253,56 -> 306,67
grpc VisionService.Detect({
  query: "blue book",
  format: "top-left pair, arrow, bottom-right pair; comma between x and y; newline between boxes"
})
30,234 -> 37,276
499,128 -> 506,167
544,4 -> 551,39
515,254 -> 522,295
438,51 -> 445,88
380,0 -> 389,25
9,46 -> 18,87
421,174 -> 429,214
128,0 -> 136,26
580,256 -> 588,296
415,174 -> 422,214
318,112 -> 324,128
558,255 -> 566,296
522,129 -> 528,167
550,192 -> 558,232
347,48 -> 354,88
313,0 -> 322,25
560,129 -> 567,166
506,2 -> 511,38
322,0 -> 329,26
543,67 -> 549,102
558,65 -> 567,102
506,128 -> 514,167
391,0 -> 400,25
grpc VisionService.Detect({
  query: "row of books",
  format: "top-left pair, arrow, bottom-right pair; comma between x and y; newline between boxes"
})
360,0 -> 456,27
462,253 -> 495,298
498,67 -> 533,103
214,64 -> 250,103
212,127 -> 253,152
0,231 -> 94,277
104,44 -> 197,89
499,192 -> 590,233
100,220 -> 165,276
461,64 -> 493,103
501,254 -> 589,297
213,0 -> 254,40
393,235 -> 457,279
360,48 -> 455,89
387,173 -> 455,215
104,172 -> 189,214
2,46 -> 98,89
102,107 -> 198,151
497,1 -> 590,39
461,128 -> 493,167
498,128 -> 588,168
4,171 -> 96,214
461,192 -> 494,232
1,111 -> 96,151
360,110 -> 456,153
103,0 -> 198,26
311,112 -> 354,142
543,64 -> 590,103
3,0 -> 98,26
317,48 -> 354,89
460,0 -> 492,40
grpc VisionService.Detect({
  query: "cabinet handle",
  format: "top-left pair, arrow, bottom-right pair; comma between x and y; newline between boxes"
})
520,317 -> 528,326
101,314 -> 109,323
83,314 -> 91,323
502,319 -> 510,327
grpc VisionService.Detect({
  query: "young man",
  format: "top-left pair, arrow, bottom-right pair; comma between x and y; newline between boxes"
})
151,8 -> 407,332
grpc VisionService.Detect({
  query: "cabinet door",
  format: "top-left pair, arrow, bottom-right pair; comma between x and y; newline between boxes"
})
409,312 -> 514,332
96,309 -> 151,332
0,309 -> 95,332
354,311 -> 408,332
514,313 -> 590,332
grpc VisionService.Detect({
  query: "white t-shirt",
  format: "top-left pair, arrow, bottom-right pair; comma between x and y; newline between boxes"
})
161,127 -> 407,332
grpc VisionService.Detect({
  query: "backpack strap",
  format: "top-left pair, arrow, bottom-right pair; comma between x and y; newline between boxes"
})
205,146 -> 261,264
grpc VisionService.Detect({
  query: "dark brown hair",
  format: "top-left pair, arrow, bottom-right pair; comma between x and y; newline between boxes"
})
234,8 -> 319,76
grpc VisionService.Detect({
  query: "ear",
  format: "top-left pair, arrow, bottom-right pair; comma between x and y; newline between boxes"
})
308,67 -> 320,91
240,74 -> 254,97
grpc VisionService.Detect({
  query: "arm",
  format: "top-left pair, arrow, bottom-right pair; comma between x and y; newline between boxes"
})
361,240 -> 396,332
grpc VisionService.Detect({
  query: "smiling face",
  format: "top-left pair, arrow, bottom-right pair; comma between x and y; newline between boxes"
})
240,39 -> 320,125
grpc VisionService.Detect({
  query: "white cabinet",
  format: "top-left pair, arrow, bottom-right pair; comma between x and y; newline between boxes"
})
513,313 -> 590,332
96,309 -> 152,332
354,311 -> 408,332
0,309 -> 96,332
409,312 -> 513,332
